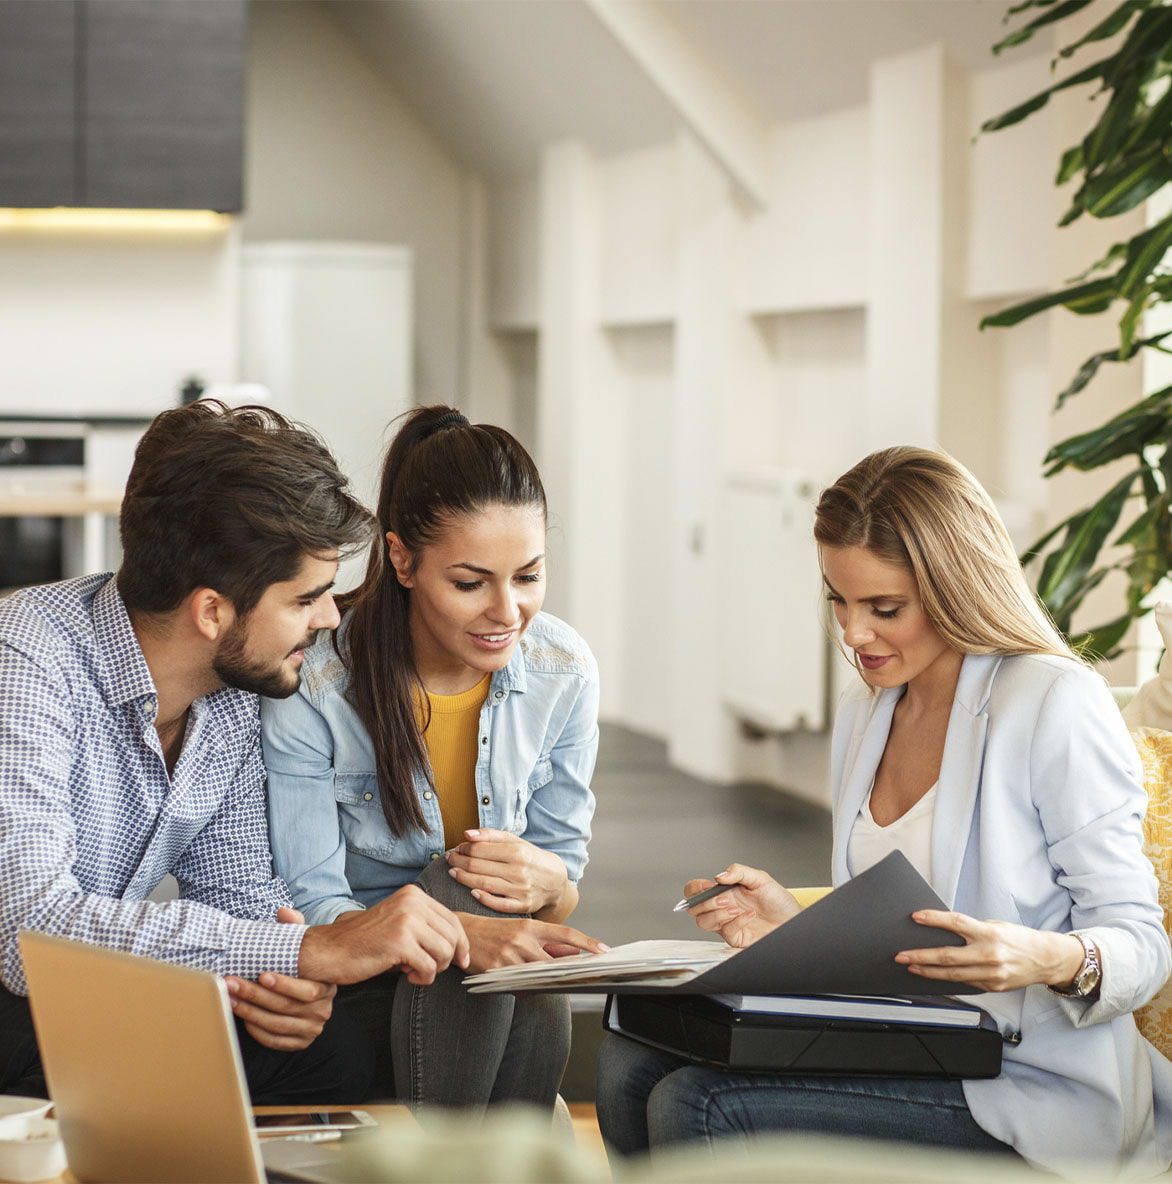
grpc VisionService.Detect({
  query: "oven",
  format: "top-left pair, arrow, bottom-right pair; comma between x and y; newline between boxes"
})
0,423 -> 87,590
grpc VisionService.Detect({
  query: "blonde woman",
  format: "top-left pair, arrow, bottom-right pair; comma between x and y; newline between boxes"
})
598,448 -> 1171,1178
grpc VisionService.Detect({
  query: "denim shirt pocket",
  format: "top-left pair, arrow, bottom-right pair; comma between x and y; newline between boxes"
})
513,758 -> 553,830
334,773 -> 398,859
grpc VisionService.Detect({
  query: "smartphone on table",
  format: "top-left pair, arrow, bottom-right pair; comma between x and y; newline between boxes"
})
253,1110 -> 377,1136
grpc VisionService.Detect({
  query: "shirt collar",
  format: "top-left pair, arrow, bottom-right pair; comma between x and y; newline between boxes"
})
491,641 -> 528,695
92,576 -> 159,708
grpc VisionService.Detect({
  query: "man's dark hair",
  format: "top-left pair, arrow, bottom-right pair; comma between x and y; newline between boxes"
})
117,401 -> 374,616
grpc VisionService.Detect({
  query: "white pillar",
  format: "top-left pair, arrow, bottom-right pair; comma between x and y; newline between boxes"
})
666,131 -> 741,782
866,46 -> 968,451
536,140 -> 624,716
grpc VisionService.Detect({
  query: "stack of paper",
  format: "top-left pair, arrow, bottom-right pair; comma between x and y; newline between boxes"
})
464,939 -> 734,994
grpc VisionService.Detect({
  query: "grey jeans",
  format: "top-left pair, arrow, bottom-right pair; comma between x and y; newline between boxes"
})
336,858 -> 571,1112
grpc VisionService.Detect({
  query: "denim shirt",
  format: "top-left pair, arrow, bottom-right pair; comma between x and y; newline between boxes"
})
261,612 -> 599,926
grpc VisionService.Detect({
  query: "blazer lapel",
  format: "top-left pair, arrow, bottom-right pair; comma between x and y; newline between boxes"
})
931,652 -> 1001,907
831,687 -> 900,884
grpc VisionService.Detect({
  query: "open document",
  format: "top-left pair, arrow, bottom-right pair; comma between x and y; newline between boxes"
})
465,939 -> 735,993
463,851 -> 981,998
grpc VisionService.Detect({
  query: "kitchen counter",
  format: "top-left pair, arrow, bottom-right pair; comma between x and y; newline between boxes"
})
0,491 -> 122,516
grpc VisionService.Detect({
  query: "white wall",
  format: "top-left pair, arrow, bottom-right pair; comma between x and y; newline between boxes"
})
0,227 -> 238,418
245,0 -> 467,406
481,40 -> 1141,806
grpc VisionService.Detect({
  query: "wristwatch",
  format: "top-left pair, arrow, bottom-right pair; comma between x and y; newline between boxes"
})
1050,931 -> 1102,999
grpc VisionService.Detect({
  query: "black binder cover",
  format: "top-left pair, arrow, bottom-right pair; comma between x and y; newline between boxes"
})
604,994 -> 1003,1078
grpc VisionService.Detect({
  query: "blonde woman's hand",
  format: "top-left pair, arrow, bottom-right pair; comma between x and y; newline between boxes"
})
446,829 -> 569,915
896,910 -> 1088,992
684,863 -> 803,949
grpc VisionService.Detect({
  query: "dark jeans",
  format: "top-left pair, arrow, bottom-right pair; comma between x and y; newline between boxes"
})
0,974 -> 374,1105
336,857 -> 571,1112
597,1033 -> 1019,1158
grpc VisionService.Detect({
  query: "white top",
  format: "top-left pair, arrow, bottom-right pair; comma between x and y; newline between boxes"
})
847,782 -> 937,885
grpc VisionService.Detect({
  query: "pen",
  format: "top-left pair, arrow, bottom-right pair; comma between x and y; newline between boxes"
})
672,882 -> 736,912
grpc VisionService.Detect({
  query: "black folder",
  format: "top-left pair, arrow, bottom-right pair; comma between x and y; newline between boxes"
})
491,852 -> 981,998
604,993 -> 1004,1078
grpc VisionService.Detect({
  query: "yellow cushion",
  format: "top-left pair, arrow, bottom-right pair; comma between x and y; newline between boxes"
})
1129,728 -> 1172,1059
790,886 -> 833,910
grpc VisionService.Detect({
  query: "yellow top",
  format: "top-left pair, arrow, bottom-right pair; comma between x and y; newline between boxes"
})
419,674 -> 492,850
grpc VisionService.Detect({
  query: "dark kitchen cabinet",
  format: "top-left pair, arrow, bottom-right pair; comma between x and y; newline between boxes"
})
0,0 -> 246,211
0,2 -> 77,207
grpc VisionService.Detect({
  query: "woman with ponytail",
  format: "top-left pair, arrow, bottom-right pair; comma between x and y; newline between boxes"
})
261,406 -> 604,1110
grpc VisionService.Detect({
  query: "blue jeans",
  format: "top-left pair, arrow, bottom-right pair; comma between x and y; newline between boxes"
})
596,1033 -> 1018,1158
336,858 -> 571,1111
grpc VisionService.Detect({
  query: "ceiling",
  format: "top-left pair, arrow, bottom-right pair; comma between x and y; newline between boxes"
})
326,0 -> 1052,178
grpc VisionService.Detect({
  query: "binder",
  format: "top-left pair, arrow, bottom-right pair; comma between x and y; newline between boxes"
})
604,994 -> 1004,1078
466,852 -> 982,998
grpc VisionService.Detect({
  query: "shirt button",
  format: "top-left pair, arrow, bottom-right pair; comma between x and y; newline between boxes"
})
423,790 -> 433,801
481,736 -> 488,745
430,852 -> 441,860
363,792 -> 373,801
481,796 -> 490,806
494,691 -> 504,701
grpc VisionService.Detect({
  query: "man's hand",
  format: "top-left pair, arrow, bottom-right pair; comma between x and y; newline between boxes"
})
224,972 -> 336,1052
458,913 -> 608,974
297,884 -> 470,986
684,864 -> 802,949
224,906 -> 333,1052
446,829 -> 569,916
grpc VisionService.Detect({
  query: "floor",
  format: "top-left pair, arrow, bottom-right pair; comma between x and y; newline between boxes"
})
571,724 -> 834,947
558,723 -> 833,1103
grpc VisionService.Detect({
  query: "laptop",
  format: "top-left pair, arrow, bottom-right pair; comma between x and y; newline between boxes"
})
19,930 -> 368,1184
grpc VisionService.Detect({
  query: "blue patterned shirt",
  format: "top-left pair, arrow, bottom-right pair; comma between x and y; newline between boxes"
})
0,574 -> 304,995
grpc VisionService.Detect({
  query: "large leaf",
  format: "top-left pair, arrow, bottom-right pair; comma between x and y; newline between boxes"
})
994,0 -> 1095,53
1068,238 -> 1129,280
1071,611 -> 1135,659
1035,470 -> 1137,610
1119,73 -> 1172,158
980,277 -> 1117,329
1103,6 -> 1172,82
1057,143 -> 1086,186
1006,0 -> 1064,16
1081,72 -> 1144,173
1117,214 -> 1172,297
1115,491 -> 1169,545
1044,393 -> 1171,473
1082,146 -> 1172,218
1054,330 -> 1172,408
1051,564 -> 1114,624
1119,282 -> 1154,352
1057,0 -> 1150,60
980,58 -> 1112,133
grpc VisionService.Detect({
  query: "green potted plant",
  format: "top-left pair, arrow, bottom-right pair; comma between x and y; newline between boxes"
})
981,0 -> 1172,656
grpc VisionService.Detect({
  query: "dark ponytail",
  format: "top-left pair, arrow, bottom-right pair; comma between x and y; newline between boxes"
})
335,405 -> 547,836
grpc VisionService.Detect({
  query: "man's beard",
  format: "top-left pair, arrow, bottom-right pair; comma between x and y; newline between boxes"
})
212,621 -> 314,699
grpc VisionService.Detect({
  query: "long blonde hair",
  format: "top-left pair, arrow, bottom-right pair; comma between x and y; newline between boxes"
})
814,447 -> 1077,662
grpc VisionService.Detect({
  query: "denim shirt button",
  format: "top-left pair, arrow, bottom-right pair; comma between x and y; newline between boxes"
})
481,736 -> 488,745
481,796 -> 490,806
363,792 -> 373,801
423,790 -> 433,801
494,691 -> 504,701
430,852 -> 441,860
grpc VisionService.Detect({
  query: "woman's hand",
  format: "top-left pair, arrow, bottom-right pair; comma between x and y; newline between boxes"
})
457,913 -> 608,974
896,910 -> 1088,992
685,864 -> 803,949
446,828 -> 569,916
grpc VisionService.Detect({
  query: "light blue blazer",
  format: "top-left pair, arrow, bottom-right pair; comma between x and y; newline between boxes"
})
830,652 -> 1172,1177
